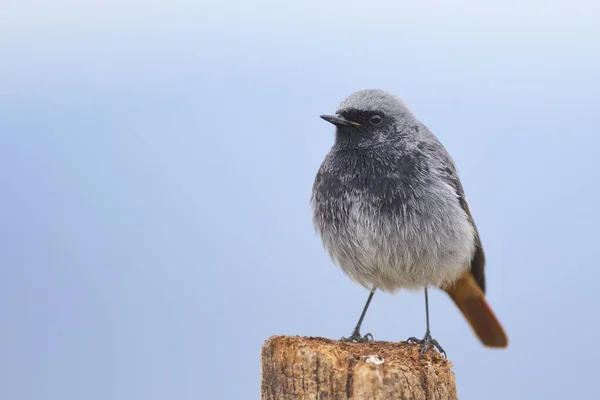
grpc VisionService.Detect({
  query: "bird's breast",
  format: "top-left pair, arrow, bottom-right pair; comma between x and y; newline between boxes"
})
311,148 -> 475,291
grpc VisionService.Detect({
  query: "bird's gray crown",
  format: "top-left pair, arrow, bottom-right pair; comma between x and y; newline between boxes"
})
336,89 -> 409,117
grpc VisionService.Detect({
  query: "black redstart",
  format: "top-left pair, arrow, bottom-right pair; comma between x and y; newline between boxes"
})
312,89 -> 508,355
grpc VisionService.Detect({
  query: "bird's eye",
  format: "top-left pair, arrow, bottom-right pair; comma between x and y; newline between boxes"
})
370,114 -> 383,125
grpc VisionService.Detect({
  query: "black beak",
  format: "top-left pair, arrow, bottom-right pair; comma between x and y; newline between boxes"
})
320,114 -> 361,127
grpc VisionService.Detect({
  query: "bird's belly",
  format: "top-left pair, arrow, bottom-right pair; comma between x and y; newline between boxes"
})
316,198 -> 475,293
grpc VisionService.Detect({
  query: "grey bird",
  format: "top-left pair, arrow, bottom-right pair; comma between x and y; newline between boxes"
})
312,89 -> 508,355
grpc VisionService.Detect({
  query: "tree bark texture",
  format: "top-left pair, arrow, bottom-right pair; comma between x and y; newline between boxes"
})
261,336 -> 457,400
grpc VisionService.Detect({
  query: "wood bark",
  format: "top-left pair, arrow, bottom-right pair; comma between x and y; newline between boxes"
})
261,336 -> 457,400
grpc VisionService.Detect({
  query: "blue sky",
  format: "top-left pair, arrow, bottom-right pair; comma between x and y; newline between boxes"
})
1,1 -> 599,399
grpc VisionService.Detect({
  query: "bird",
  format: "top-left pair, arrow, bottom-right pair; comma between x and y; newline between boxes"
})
311,89 -> 508,355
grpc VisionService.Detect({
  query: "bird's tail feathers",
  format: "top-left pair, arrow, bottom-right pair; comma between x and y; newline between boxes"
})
444,273 -> 508,348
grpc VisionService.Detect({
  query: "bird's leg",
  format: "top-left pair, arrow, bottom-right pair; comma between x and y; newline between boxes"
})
407,287 -> 446,357
341,287 -> 376,343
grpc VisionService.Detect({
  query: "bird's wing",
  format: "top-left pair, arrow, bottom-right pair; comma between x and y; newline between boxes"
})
439,165 -> 486,292
439,160 -> 507,348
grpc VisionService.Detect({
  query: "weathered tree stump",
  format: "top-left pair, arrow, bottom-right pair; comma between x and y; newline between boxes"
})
261,336 -> 457,400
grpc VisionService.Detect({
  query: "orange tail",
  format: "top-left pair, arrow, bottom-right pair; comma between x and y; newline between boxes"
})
444,273 -> 508,348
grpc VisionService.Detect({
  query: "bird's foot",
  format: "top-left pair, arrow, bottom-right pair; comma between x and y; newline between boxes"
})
407,332 -> 446,358
340,330 -> 374,343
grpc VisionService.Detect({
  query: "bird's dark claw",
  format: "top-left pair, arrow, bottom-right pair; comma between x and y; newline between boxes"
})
408,332 -> 446,358
341,330 -> 374,343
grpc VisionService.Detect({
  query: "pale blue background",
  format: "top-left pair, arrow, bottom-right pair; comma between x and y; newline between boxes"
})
1,1 -> 599,399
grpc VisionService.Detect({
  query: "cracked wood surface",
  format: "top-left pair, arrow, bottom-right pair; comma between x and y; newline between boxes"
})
261,336 -> 457,400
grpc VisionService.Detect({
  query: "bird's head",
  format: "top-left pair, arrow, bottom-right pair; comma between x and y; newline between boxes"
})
320,89 -> 416,146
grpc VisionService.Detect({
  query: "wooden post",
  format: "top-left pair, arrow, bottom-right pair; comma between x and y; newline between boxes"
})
261,336 -> 457,400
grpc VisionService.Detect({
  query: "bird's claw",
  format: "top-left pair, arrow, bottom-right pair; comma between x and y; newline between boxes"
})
341,330 -> 374,343
407,333 -> 446,358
